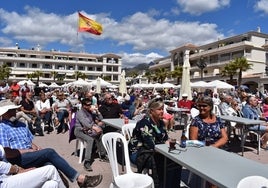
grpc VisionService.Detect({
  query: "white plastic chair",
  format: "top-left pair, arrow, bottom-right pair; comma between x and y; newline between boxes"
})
75,139 -> 85,164
237,176 -> 268,188
213,105 -> 221,116
102,132 -> 154,188
121,123 -> 136,142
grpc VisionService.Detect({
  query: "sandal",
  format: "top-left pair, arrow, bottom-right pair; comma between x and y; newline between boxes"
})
78,174 -> 103,188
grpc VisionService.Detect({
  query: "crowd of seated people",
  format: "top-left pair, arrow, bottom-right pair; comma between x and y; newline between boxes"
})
3,79 -> 268,187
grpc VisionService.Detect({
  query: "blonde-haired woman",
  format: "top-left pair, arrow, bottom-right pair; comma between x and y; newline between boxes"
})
129,97 -> 181,188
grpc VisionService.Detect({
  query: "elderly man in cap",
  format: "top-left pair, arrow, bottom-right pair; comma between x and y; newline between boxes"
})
0,100 -> 103,188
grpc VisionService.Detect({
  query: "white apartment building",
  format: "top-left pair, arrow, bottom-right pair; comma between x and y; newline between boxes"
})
0,45 -> 122,85
149,30 -> 268,92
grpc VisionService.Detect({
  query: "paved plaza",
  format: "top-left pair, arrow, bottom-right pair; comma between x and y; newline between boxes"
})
34,128 -> 268,188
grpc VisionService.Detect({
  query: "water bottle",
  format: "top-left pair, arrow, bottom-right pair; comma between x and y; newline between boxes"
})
180,130 -> 187,148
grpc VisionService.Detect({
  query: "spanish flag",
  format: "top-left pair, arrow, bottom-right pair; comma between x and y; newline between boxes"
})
78,12 -> 103,35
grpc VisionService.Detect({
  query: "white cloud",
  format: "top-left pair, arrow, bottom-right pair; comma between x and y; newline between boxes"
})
255,0 -> 268,14
0,6 -> 225,68
0,37 -> 13,46
103,12 -> 223,52
120,52 -> 163,68
176,0 -> 230,15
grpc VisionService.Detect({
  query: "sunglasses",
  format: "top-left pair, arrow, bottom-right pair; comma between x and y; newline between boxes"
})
106,97 -> 112,100
84,103 -> 92,106
197,104 -> 209,108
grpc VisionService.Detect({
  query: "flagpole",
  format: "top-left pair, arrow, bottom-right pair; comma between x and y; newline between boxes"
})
77,11 -> 79,49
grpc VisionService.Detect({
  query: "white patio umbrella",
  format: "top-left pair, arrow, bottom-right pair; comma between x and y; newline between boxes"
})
119,70 -> 127,94
206,80 -> 234,93
48,82 -> 61,88
39,82 -> 48,87
96,77 -> 101,94
90,78 -> 112,87
68,78 -> 91,87
179,52 -> 192,100
190,81 -> 209,88
206,80 -> 234,89
162,82 -> 175,88
18,80 -> 36,87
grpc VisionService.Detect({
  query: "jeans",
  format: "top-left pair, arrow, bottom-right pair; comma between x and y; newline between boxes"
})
57,110 -> 69,132
41,111 -> 52,125
8,148 -> 79,182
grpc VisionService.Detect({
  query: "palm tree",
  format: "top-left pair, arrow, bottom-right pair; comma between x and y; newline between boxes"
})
144,71 -> 153,83
80,73 -> 87,80
27,73 -> 35,81
231,57 -> 253,87
221,62 -> 237,84
155,68 -> 168,83
171,66 -> 183,85
0,63 -> 11,81
32,70 -> 43,86
73,71 -> 83,80
51,71 -> 58,81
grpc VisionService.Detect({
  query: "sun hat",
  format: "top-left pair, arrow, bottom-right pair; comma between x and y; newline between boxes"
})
0,108 -> 8,116
0,100 -> 21,116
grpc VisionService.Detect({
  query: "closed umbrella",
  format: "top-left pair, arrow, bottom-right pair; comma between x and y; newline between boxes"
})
96,77 -> 101,94
119,70 -> 127,94
179,51 -> 192,100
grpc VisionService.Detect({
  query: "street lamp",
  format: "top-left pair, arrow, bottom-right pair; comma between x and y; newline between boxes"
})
265,66 -> 268,76
197,56 -> 207,80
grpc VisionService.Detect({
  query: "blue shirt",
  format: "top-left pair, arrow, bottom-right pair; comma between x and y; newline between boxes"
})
0,120 -> 33,149
242,104 -> 267,131
242,104 -> 259,120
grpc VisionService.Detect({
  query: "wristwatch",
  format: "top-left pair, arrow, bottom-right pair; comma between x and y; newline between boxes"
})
14,164 -> 19,174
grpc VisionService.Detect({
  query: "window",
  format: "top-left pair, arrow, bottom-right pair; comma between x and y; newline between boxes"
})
68,65 -> 74,70
6,62 -> 12,67
56,65 -> 64,70
78,66 -> 84,70
44,73 -> 50,78
31,64 -> 38,68
19,63 -> 26,68
113,67 -> 118,72
43,64 -> 51,69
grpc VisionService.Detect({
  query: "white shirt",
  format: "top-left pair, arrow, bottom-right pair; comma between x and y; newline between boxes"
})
35,99 -> 51,111
0,145 -> 12,178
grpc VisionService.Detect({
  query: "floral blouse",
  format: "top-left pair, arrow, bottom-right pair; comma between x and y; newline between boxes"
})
190,115 -> 225,144
130,116 -> 168,150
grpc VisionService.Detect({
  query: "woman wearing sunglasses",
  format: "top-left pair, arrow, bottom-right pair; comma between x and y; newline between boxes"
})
189,96 -> 228,188
189,96 -> 228,148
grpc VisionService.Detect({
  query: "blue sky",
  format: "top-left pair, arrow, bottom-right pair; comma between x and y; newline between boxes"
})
0,0 -> 268,67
